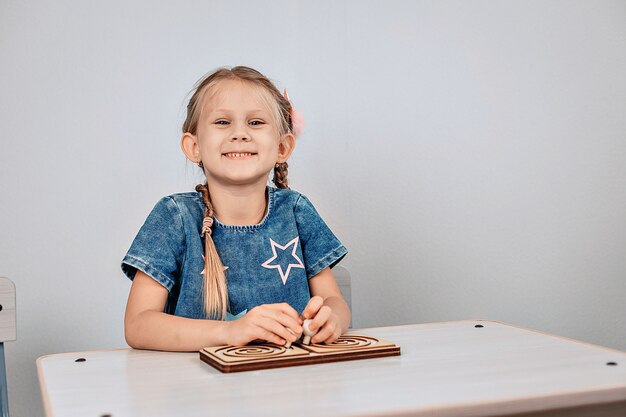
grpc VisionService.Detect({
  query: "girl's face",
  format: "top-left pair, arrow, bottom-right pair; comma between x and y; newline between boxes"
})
183,79 -> 293,188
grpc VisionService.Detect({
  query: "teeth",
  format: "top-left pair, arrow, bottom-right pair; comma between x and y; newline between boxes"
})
225,153 -> 253,157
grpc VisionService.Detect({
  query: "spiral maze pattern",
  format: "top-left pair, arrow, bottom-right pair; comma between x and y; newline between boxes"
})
219,345 -> 288,359
310,335 -> 379,350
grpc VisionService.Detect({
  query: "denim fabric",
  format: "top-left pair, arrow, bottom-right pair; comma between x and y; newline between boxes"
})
121,187 -> 347,320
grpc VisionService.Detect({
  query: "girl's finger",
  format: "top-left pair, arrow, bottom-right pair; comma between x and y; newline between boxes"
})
278,313 -> 303,337
261,303 -> 300,323
258,317 -> 298,344
311,317 -> 338,344
274,312 -> 302,339
261,306 -> 303,336
275,302 -> 302,321
254,326 -> 286,346
325,325 -> 343,344
301,296 -> 324,320
308,305 -> 331,333
311,324 -> 331,344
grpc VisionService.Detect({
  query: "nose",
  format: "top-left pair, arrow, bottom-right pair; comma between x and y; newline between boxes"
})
230,120 -> 251,142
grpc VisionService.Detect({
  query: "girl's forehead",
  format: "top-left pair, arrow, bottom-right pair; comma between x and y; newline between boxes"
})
202,79 -> 273,113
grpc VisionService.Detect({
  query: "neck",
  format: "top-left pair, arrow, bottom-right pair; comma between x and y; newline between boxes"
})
206,181 -> 268,226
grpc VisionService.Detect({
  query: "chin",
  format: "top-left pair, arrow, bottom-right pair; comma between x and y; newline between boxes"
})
218,175 -> 271,188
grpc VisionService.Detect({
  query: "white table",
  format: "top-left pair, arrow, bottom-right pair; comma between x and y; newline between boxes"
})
37,320 -> 626,417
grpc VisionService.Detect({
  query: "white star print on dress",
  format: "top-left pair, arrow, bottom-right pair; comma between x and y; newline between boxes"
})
261,237 -> 305,285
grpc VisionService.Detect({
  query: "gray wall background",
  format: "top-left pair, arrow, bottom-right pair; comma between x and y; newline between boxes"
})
1,1 -> 625,416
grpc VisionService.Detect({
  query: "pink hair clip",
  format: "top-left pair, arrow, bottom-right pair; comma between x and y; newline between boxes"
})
283,89 -> 304,137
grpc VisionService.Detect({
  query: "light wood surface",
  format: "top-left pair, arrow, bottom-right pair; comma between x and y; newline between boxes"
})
36,320 -> 626,417
0,278 -> 16,342
200,333 -> 400,372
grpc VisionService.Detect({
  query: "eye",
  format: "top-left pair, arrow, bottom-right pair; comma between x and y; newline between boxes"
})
249,119 -> 265,126
215,119 -> 230,125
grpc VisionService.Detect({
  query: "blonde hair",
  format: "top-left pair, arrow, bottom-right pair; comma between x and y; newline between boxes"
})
183,66 -> 294,319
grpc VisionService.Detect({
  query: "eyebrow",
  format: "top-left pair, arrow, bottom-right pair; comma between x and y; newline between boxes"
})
211,109 -> 268,113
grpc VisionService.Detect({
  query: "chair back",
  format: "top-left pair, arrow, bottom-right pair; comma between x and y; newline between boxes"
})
0,278 -> 15,343
0,277 -> 15,417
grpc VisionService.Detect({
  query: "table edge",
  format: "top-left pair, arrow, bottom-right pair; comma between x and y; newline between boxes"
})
35,320 -> 626,417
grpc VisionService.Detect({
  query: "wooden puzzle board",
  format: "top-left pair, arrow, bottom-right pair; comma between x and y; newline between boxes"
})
199,333 -> 401,373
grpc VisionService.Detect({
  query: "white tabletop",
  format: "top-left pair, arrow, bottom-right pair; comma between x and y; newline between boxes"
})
37,320 -> 626,417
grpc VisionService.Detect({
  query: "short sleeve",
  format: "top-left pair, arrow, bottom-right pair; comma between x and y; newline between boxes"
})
121,197 -> 186,291
294,194 -> 348,278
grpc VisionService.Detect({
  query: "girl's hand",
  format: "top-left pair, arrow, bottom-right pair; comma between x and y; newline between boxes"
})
301,296 -> 343,344
225,303 -> 303,346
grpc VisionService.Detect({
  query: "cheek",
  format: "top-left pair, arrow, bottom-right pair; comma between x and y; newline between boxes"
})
262,135 -> 281,152
198,137 -> 222,152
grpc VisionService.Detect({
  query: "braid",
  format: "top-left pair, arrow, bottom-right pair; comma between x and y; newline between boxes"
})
195,183 -> 229,320
272,162 -> 289,189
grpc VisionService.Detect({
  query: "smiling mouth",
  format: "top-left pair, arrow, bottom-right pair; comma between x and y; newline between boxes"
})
222,152 -> 257,159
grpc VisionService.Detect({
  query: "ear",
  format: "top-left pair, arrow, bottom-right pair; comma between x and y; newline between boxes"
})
277,133 -> 296,163
180,132 -> 201,163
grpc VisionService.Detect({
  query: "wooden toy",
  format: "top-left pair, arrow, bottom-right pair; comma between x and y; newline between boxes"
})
199,333 -> 401,373
301,319 -> 316,345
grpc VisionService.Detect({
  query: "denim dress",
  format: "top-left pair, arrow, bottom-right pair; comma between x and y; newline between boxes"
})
121,187 -> 347,320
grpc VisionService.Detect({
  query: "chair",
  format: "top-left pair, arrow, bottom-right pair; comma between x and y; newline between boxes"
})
0,277 -> 16,417
333,266 -> 352,328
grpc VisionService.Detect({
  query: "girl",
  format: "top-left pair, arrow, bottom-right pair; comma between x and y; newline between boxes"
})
121,66 -> 350,352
